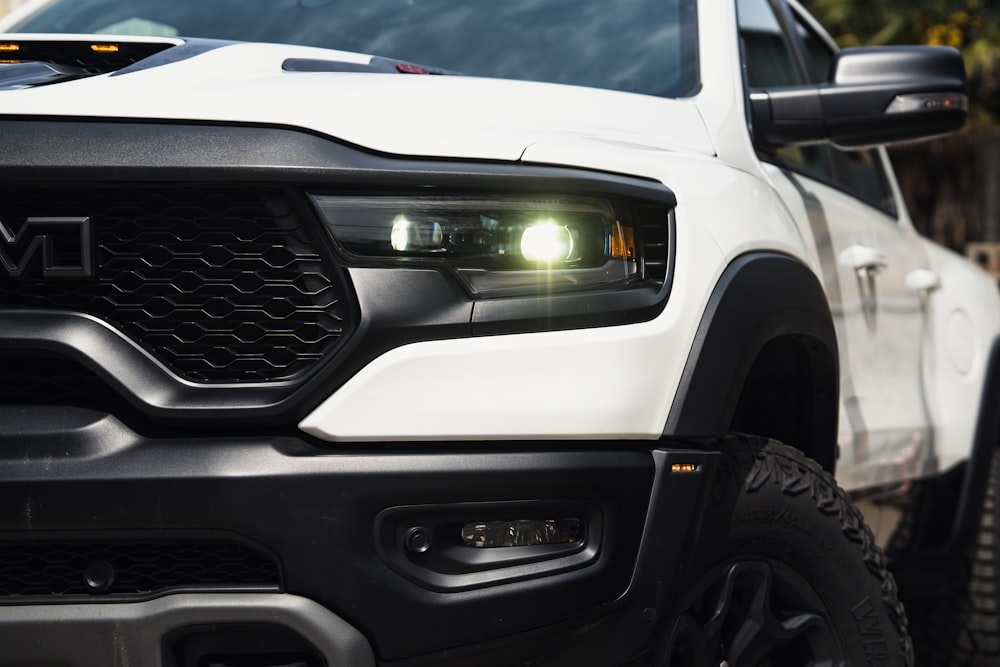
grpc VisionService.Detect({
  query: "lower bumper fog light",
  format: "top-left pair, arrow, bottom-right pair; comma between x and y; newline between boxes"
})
460,518 -> 583,548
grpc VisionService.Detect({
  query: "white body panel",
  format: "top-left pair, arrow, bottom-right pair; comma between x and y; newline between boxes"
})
0,38 -> 715,162
300,192 -> 733,441
761,160 -> 939,488
921,243 -> 1000,472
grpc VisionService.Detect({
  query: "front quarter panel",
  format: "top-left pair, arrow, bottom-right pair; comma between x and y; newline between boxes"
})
302,144 -> 818,442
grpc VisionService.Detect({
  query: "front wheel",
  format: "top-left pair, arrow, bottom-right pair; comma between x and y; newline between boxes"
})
663,436 -> 913,666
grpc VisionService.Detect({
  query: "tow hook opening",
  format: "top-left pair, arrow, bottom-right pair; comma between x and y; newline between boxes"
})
163,623 -> 326,667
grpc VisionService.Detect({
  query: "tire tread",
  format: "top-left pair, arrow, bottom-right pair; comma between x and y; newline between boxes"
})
720,434 -> 913,665
905,451 -> 1000,666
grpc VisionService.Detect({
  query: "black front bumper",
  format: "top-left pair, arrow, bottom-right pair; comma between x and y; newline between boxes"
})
0,406 -> 719,666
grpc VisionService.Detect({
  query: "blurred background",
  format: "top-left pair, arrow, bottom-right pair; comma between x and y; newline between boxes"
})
0,1 -> 23,23
0,0 -> 996,270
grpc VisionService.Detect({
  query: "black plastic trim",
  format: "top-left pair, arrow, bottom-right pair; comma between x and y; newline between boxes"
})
0,311 -> 297,414
0,529 -> 283,604
0,39 -> 173,78
470,281 -> 667,334
664,252 -> 839,467
0,119 -> 676,191
374,500 -> 601,592
884,341 -> 1000,597
284,56 -> 389,74
379,445 -> 722,667
283,56 -> 461,76
113,39 -> 233,76
0,418 -> 659,661
950,336 -> 1000,550
0,119 -> 675,428
0,60 -> 88,89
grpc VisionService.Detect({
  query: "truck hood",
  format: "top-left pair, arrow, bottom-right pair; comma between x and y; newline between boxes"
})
0,36 -> 715,162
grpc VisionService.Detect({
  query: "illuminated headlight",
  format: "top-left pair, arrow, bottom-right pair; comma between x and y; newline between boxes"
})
311,195 -> 638,296
520,222 -> 574,262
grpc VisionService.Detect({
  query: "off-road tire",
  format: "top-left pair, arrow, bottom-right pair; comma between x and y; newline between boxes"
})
902,449 -> 1000,666
664,435 -> 913,666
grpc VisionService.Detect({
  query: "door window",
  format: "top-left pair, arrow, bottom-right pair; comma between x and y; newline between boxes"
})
737,0 -> 897,217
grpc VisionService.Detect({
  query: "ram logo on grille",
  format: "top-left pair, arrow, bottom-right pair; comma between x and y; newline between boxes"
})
0,216 -> 93,279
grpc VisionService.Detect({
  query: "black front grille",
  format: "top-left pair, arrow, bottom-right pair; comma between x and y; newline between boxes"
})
0,354 -> 135,419
0,187 -> 352,383
0,538 -> 280,599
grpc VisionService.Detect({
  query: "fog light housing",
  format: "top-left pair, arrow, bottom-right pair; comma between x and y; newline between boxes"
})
460,518 -> 584,548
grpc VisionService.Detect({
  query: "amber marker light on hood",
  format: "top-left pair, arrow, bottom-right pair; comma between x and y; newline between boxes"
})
90,43 -> 120,53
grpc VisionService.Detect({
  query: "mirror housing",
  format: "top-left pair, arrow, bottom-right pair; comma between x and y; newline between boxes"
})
749,46 -> 968,149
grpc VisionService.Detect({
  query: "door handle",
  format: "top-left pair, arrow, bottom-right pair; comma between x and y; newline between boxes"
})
840,245 -> 888,277
906,268 -> 941,295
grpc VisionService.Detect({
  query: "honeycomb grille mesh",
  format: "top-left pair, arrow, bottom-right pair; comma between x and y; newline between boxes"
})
0,354 -> 135,417
0,539 -> 280,598
0,187 -> 351,383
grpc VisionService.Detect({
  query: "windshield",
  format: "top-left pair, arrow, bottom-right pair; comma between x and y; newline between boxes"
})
9,0 -> 698,97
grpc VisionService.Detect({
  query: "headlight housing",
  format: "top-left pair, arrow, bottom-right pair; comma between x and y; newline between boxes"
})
311,195 -> 640,297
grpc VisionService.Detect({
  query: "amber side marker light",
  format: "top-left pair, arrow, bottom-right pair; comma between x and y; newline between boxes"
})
0,44 -> 20,52
90,43 -> 120,53
610,223 -> 635,260
671,463 -> 700,474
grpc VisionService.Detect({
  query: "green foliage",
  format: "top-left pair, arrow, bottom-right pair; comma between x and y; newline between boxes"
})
804,0 -> 1000,124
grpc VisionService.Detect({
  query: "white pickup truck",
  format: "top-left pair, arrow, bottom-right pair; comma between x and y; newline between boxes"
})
0,0 -> 996,665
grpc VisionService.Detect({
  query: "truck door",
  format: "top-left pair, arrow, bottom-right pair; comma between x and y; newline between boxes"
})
737,0 -> 937,489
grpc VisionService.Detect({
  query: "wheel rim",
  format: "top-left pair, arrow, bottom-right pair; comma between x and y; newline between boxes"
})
666,559 -> 844,667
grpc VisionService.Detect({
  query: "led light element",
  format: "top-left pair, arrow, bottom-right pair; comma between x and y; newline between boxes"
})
311,194 -> 640,296
0,44 -> 20,52
460,518 -> 584,548
520,221 -> 574,263
90,43 -> 120,53
885,92 -> 968,114
390,215 -> 443,252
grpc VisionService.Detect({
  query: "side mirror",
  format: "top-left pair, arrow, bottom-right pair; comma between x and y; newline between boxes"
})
749,46 -> 967,149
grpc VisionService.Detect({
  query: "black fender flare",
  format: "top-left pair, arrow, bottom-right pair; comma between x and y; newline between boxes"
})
951,336 -> 1000,549
664,252 -> 840,469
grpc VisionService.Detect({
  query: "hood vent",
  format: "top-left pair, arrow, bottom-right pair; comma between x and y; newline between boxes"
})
0,39 -> 174,88
0,60 -> 86,88
283,56 -> 460,76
